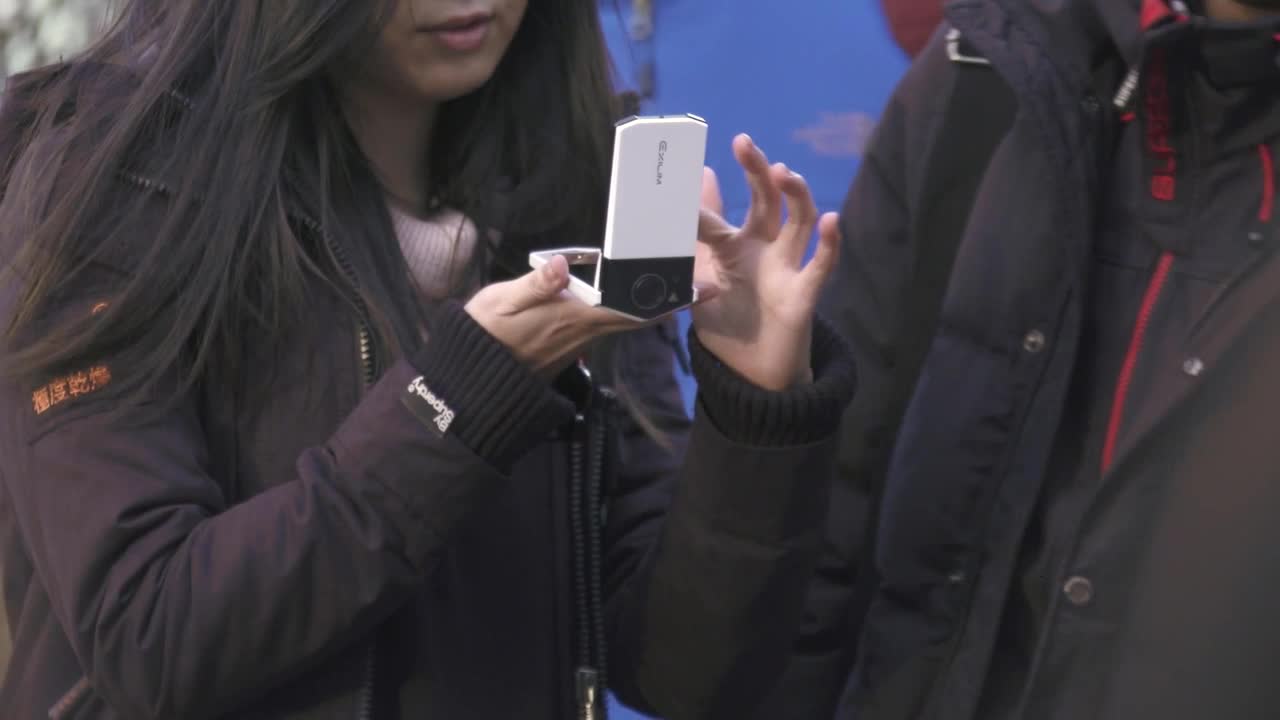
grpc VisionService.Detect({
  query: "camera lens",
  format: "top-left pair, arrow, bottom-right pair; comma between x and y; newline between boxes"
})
631,274 -> 668,311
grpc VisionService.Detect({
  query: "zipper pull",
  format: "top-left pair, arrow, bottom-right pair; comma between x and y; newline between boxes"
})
576,667 -> 600,720
1113,65 -> 1140,112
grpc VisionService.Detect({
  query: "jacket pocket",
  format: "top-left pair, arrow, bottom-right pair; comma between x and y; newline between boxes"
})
48,677 -> 92,720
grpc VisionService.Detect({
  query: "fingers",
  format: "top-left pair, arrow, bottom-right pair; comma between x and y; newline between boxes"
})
697,207 -> 736,249
577,307 -> 647,333
505,254 -> 570,313
503,256 -> 651,333
801,212 -> 842,293
566,304 -> 667,335
701,166 -> 724,215
733,134 -> 782,239
774,164 -> 820,267
692,281 -> 722,305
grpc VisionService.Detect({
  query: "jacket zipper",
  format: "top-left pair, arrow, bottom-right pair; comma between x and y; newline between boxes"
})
329,234 -> 378,720
305,216 -> 380,720
1099,251 -> 1174,474
304,216 -> 378,389
569,412 -> 592,720
569,381 -> 611,720
1098,0 -> 1188,477
588,389 -> 610,705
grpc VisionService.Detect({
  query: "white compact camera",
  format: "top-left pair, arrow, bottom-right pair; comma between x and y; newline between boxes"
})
529,113 -> 708,321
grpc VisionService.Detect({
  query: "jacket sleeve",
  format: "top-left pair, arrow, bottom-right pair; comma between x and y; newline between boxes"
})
750,30 -> 961,717
603,317 -> 856,720
0,262 -> 573,719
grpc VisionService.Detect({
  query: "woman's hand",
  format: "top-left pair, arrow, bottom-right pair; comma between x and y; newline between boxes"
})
463,255 -> 640,379
692,134 -> 841,391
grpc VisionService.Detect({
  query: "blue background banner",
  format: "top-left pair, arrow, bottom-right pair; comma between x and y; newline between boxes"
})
600,0 -> 909,414
596,1 -> 910,716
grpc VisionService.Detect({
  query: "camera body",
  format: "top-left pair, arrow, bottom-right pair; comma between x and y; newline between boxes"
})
529,114 -> 708,321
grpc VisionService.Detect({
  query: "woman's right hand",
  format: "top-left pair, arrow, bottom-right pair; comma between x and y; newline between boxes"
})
463,255 -> 654,379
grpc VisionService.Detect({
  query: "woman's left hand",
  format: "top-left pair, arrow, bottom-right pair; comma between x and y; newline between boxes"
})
691,134 -> 841,391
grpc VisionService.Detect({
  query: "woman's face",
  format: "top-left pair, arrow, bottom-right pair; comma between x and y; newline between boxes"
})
367,0 -> 529,102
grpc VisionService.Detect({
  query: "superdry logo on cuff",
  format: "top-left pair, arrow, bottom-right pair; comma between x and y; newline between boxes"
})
402,376 -> 455,435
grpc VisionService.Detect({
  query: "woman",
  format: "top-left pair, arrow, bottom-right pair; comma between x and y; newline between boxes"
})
0,1 -> 854,718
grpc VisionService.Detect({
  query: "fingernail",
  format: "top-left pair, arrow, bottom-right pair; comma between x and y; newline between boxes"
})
692,281 -> 720,298
742,134 -> 755,148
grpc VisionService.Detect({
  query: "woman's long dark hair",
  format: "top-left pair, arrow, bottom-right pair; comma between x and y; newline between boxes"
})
0,0 -> 619,407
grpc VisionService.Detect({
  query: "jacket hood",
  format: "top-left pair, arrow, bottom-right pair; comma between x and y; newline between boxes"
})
947,0 -> 1280,99
943,0 -> 1125,97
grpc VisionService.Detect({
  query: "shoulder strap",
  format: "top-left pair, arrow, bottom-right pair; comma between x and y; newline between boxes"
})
890,31 -> 1017,429
846,30 -> 1017,647
909,30 -> 1016,320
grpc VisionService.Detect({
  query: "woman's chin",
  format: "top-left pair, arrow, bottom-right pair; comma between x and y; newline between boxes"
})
408,61 -> 502,104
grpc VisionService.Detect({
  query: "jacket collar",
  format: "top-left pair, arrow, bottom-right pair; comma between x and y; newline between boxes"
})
945,0 -> 1280,114
944,0 -> 1116,100
1107,0 -> 1280,73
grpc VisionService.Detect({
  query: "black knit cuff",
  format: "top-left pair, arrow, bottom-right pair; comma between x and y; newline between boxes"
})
407,301 -> 575,470
689,316 -> 856,447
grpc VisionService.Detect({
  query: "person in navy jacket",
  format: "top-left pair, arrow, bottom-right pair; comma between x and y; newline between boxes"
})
764,0 -> 1280,718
